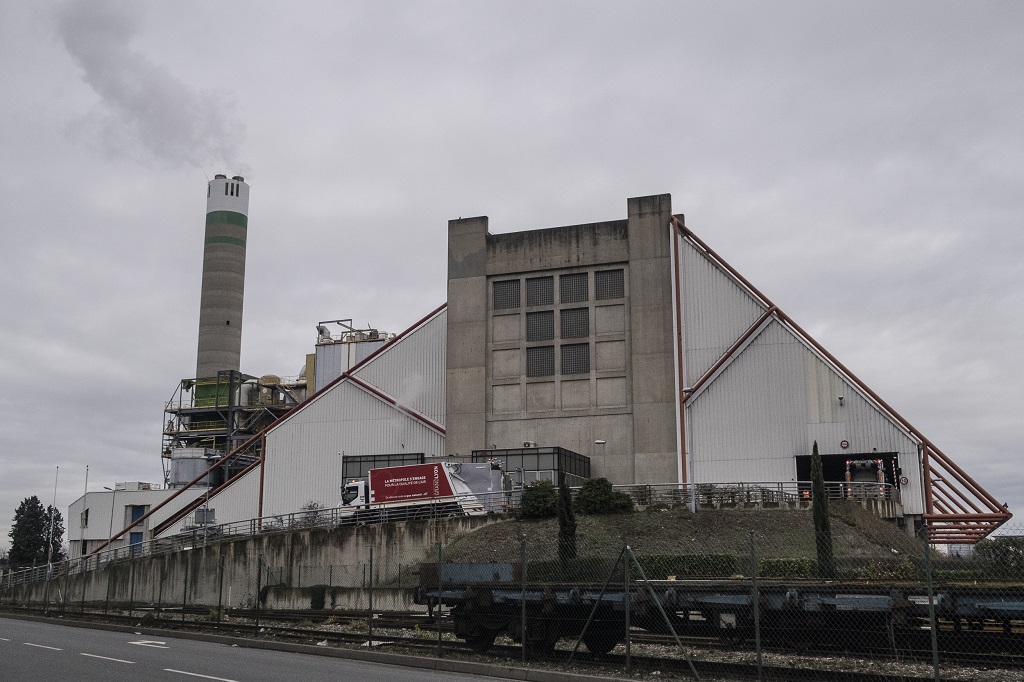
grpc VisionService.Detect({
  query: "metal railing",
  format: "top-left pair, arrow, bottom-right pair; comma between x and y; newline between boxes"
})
612,481 -> 901,507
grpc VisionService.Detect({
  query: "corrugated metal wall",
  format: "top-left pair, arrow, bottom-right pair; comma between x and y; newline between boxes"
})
687,321 -> 809,482
680,235 -> 767,382
354,309 -> 447,425
263,380 -> 446,515
155,470 -> 260,537
680,240 -> 924,514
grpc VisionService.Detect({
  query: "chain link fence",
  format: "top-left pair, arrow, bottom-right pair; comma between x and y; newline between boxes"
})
2,511 -> 1022,681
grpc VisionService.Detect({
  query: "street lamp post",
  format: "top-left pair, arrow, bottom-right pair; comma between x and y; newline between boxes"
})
104,486 -> 118,560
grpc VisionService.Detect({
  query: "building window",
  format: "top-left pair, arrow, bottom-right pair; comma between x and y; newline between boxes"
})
526,346 -> 555,377
560,308 -> 589,339
560,273 -> 588,303
80,508 -> 89,528
561,343 -> 590,374
596,269 -> 625,300
526,311 -> 555,341
526,276 -> 554,306
493,280 -> 521,310
129,505 -> 146,525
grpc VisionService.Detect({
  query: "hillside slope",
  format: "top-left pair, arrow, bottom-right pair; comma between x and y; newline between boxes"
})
443,502 -> 924,570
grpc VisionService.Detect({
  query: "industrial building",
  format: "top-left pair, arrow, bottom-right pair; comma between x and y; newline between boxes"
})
74,187 -> 1010,553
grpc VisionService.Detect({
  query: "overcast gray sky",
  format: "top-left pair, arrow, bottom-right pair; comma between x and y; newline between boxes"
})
2,1 -> 1021,551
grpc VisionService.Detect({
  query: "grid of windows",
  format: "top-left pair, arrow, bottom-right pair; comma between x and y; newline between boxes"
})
560,273 -> 588,303
526,311 -> 555,341
493,280 -> 520,309
527,346 -> 555,377
526,276 -> 554,306
560,307 -> 589,339
596,269 -> 625,300
561,343 -> 590,374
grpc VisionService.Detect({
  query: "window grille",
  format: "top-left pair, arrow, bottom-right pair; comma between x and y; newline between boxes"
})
526,346 -> 555,377
560,307 -> 589,339
560,273 -> 588,303
526,276 -> 554,306
493,280 -> 520,309
526,311 -> 555,341
596,269 -> 625,300
561,343 -> 590,374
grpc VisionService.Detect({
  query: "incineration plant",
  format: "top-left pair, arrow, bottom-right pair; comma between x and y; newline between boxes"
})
67,181 -> 1012,560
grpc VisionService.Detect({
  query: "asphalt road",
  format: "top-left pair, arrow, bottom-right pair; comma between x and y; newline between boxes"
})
0,617 -> 502,682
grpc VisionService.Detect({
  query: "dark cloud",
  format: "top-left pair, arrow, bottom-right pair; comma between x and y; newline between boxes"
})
56,0 -> 245,169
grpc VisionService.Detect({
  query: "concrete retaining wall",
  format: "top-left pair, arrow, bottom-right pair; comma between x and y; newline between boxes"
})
2,516 -> 501,611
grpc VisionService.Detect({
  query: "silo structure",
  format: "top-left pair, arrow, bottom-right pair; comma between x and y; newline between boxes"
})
196,174 -> 250,378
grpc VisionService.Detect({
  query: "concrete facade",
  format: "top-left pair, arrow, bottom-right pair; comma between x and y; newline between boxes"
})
446,194 -> 679,484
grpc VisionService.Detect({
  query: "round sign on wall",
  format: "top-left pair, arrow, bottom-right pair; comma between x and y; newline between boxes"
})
899,476 -> 909,486
840,440 -> 849,449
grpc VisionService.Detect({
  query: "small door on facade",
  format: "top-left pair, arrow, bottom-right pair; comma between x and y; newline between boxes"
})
129,531 -> 143,556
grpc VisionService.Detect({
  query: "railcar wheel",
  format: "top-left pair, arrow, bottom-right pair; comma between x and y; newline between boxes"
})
464,628 -> 498,653
582,626 -> 623,655
524,615 -> 560,658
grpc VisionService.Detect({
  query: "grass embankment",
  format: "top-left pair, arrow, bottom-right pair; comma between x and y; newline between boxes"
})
442,502 -> 924,579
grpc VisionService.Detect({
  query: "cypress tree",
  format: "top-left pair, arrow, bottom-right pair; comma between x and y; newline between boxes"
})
810,441 -> 836,579
9,496 -> 48,568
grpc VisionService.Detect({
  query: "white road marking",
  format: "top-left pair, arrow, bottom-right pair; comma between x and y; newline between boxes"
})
164,670 -> 238,682
24,643 -> 62,650
0,637 -> 11,641
129,639 -> 169,648
81,653 -> 135,663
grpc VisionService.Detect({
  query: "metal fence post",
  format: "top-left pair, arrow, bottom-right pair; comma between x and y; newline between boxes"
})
255,553 -> 262,633
62,562 -> 70,615
103,563 -> 110,615
624,536 -> 631,676
436,540 -> 443,658
521,533 -> 527,665
182,554 -> 189,623
921,524 -> 940,682
157,558 -> 164,618
217,549 -> 225,625
368,543 -> 374,647
128,560 -> 136,619
749,531 -> 763,682
80,558 -> 88,615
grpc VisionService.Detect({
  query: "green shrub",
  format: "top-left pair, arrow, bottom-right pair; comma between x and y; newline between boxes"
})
759,557 -> 816,579
575,478 -> 634,515
637,553 -> 740,579
519,480 -> 558,519
974,536 -> 1024,579
857,558 -> 921,581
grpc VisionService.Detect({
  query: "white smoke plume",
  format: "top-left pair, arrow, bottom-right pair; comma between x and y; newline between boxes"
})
55,1 -> 245,169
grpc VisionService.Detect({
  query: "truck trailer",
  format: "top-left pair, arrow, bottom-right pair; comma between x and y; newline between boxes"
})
339,461 -> 512,522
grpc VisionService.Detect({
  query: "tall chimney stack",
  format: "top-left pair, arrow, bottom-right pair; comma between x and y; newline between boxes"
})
196,174 -> 250,378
